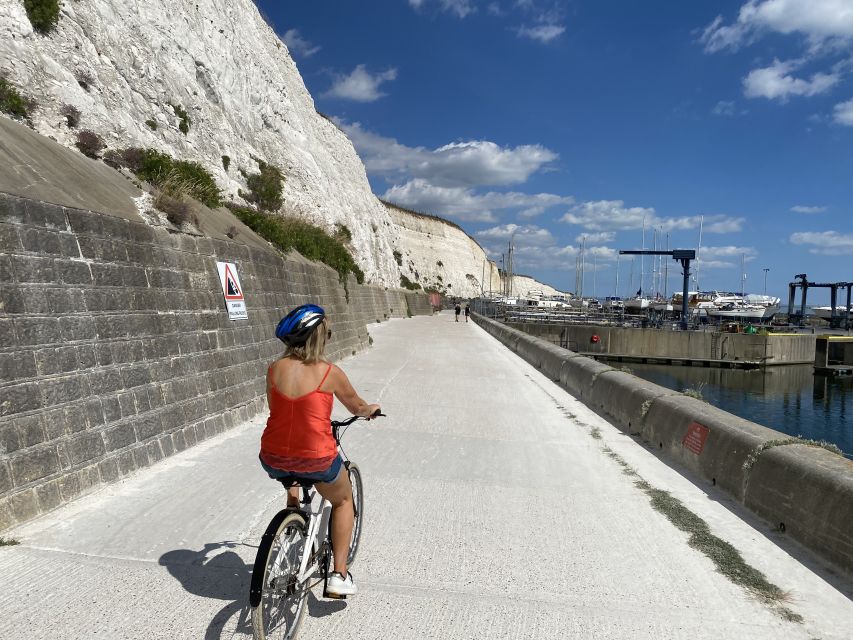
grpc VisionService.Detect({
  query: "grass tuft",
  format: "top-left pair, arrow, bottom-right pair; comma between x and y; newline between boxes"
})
0,537 -> 20,546
681,382 -> 707,401
590,426 -> 602,440
107,148 -> 221,208
743,436 -> 844,470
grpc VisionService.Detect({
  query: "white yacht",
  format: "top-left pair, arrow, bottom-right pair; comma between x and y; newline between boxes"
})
624,296 -> 651,312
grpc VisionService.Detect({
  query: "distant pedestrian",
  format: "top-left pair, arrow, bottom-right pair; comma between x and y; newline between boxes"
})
464,303 -> 470,322
455,303 -> 461,322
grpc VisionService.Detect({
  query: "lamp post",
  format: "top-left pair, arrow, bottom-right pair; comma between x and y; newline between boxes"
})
763,268 -> 770,295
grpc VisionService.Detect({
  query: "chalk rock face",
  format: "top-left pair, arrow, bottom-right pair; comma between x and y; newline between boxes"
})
0,0 -> 555,297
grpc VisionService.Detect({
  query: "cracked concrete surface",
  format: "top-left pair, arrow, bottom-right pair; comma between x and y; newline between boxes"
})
1,312 -> 851,639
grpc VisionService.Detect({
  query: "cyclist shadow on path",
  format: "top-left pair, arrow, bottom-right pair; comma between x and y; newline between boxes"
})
159,542 -> 347,639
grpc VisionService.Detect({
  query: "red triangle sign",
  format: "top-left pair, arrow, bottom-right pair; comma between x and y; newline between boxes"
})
223,264 -> 243,300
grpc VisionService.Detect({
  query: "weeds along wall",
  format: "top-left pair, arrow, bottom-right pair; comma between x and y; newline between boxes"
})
0,192 -> 432,531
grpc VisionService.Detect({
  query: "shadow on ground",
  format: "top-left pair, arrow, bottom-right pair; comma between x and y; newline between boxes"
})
159,541 -> 347,639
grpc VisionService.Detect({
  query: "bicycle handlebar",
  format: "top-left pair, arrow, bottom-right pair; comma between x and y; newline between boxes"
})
331,410 -> 385,441
331,410 -> 384,428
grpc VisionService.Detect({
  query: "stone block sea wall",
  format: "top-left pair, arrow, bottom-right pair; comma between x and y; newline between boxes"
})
0,192 -> 431,531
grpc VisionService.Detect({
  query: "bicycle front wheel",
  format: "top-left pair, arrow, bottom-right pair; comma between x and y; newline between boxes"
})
347,463 -> 364,566
251,512 -> 311,640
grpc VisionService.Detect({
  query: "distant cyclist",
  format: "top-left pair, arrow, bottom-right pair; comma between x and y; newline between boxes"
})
259,304 -> 380,597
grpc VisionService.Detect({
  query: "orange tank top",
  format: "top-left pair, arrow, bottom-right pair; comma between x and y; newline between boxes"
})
260,363 -> 337,465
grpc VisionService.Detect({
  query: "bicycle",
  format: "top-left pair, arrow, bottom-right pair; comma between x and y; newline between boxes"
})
249,412 -> 381,640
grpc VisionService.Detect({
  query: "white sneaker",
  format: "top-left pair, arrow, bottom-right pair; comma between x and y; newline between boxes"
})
326,571 -> 357,597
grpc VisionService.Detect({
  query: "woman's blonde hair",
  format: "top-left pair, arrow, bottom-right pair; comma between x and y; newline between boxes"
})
284,317 -> 328,364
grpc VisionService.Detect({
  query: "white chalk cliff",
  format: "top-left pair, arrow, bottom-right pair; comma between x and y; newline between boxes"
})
0,0 -> 558,297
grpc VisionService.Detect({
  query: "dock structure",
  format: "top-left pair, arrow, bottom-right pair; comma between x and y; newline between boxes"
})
788,273 -> 853,328
814,335 -> 853,376
580,352 -> 763,369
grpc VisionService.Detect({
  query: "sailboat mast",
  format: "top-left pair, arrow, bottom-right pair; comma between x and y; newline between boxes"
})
615,253 -> 620,297
696,215 -> 703,292
640,217 -> 645,296
740,253 -> 745,297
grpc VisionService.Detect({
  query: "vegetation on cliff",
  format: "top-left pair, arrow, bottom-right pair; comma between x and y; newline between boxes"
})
104,148 -> 221,208
0,77 -> 34,121
240,159 -> 284,211
228,204 -> 364,284
23,0 -> 60,34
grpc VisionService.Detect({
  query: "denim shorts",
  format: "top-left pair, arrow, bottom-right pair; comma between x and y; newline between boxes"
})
260,454 -> 343,487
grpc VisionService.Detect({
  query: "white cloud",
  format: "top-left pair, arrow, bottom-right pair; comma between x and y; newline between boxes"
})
696,245 -> 758,269
700,0 -> 853,53
324,65 -> 397,102
475,224 -> 617,272
516,24 -> 565,42
791,205 -> 827,213
478,223 -> 557,247
559,200 -> 744,234
281,29 -> 320,57
575,231 -> 616,245
408,0 -> 476,18
382,179 -> 573,222
341,121 -> 559,188
834,98 -> 853,125
743,59 -> 839,100
712,100 -> 736,116
790,230 -> 853,254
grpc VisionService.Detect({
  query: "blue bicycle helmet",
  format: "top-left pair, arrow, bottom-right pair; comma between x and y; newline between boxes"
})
275,304 -> 326,346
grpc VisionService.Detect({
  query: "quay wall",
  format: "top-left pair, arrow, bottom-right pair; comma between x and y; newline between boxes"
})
505,321 -> 815,365
0,192 -> 432,532
473,313 -> 853,575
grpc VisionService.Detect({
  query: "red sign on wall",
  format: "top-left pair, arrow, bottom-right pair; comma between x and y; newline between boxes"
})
682,422 -> 710,455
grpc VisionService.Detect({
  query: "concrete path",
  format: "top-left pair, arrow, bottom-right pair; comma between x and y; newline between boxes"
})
1,312 -> 851,639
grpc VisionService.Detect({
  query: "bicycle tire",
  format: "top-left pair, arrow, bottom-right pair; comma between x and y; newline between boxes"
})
347,463 -> 364,567
251,511 -> 311,640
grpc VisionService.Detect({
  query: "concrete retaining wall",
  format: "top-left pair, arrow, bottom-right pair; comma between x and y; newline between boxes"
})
0,192 -> 432,531
473,313 -> 853,575
508,322 -> 816,365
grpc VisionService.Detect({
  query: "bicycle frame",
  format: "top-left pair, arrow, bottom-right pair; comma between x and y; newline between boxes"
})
294,488 -> 332,586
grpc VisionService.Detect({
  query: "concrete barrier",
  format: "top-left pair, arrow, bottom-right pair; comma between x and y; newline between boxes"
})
559,357 -> 613,401
588,371 -> 677,432
472,312 -> 853,575
746,444 -> 853,573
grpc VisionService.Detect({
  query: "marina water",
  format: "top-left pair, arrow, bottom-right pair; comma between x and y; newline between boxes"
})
627,363 -> 852,458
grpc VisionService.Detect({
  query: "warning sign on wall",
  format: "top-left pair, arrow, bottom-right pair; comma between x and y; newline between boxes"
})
682,422 -> 710,455
216,261 -> 248,320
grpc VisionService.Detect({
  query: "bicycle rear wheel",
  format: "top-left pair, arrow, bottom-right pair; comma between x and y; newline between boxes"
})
251,512 -> 311,640
347,463 -> 364,566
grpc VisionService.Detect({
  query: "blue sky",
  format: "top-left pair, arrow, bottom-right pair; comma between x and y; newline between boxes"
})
258,0 -> 853,302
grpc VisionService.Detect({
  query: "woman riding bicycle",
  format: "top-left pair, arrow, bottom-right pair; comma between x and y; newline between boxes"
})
259,304 -> 380,597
